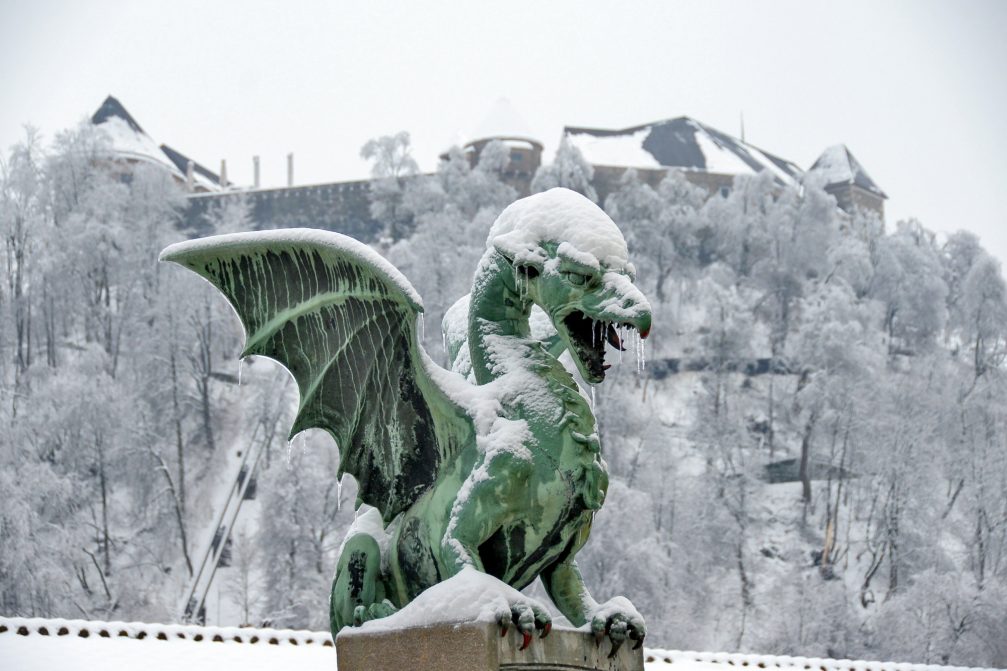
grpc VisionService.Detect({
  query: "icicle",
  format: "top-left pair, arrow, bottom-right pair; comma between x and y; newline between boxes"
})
237,359 -> 244,387
512,265 -> 524,302
590,384 -> 596,410
632,329 -> 645,374
640,334 -> 646,372
618,326 -> 624,365
629,330 -> 637,373
638,331 -> 644,374
286,439 -> 294,467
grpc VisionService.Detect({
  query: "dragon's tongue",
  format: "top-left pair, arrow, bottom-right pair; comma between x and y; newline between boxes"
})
606,324 -> 625,351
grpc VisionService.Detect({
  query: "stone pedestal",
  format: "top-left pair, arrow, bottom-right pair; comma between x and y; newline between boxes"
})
336,622 -> 643,671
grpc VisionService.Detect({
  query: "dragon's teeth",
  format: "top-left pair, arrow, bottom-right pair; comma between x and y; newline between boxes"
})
606,323 -> 625,351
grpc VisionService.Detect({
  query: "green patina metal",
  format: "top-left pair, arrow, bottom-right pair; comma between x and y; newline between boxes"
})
161,188 -> 652,654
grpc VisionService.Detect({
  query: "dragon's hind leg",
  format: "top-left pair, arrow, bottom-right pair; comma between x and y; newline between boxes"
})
329,532 -> 397,636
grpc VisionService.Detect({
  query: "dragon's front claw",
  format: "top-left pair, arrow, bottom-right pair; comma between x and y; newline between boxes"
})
531,603 -> 552,640
588,597 -> 647,658
511,601 -> 535,650
606,619 -> 628,659
496,598 -> 552,651
629,625 -> 645,651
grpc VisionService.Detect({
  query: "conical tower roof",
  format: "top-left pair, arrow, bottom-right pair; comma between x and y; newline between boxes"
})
91,95 -> 146,134
89,95 -> 182,175
468,98 -> 542,148
89,95 -> 222,191
808,144 -> 886,198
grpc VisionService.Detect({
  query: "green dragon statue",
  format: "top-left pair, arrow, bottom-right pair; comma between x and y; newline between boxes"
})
161,187 -> 652,654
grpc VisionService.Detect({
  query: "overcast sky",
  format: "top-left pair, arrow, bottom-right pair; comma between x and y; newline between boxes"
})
1,0 -> 1005,262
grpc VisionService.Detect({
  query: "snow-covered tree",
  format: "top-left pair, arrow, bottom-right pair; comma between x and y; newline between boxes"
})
607,169 -> 705,303
530,135 -> 597,202
869,220 -> 949,356
361,131 -> 420,240
4,114 -> 1007,667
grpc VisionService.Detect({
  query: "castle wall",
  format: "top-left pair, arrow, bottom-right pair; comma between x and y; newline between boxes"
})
183,181 -> 380,241
465,138 -> 542,197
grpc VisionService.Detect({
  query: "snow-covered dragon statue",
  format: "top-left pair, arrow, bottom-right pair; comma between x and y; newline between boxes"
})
160,188 -> 652,654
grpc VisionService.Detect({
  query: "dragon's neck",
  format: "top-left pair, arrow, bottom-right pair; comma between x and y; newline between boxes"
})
467,251 -> 534,385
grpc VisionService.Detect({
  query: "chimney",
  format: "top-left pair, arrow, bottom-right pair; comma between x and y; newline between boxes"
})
219,159 -> 228,188
185,160 -> 194,191
287,153 -> 294,187
253,156 -> 260,189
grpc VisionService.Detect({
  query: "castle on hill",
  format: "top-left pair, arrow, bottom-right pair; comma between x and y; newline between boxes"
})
89,95 -> 886,240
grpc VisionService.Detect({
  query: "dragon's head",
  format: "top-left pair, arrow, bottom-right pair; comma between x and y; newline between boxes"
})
488,188 -> 652,384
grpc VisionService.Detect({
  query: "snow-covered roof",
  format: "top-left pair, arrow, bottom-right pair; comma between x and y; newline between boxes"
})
466,97 -> 543,148
160,143 -> 223,191
564,117 -> 803,187
3,617 -> 1000,671
808,144 -> 887,199
90,95 -> 222,192
90,96 -> 184,174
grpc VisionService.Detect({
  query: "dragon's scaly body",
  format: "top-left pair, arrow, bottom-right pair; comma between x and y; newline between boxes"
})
161,188 -> 652,653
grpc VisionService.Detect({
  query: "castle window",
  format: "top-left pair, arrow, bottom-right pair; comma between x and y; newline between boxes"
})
510,152 -> 524,161
719,186 -> 730,198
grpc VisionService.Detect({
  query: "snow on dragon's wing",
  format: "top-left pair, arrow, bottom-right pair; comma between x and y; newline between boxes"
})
160,229 -> 473,522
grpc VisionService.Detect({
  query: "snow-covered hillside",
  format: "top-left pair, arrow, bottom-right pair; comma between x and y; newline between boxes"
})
2,123 -> 1006,669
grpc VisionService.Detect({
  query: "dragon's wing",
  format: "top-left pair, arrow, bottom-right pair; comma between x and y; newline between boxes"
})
161,229 -> 474,522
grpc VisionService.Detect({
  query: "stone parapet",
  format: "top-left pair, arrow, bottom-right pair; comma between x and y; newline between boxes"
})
336,622 -> 643,671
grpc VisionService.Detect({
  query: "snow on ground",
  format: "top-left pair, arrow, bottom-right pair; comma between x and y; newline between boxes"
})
0,618 -> 333,671
642,648 -> 1002,671
2,617 -> 999,671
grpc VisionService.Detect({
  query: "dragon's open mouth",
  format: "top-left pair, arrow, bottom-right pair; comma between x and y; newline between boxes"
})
562,310 -> 629,382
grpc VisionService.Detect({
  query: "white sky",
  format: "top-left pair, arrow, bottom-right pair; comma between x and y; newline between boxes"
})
1,0 -> 1005,262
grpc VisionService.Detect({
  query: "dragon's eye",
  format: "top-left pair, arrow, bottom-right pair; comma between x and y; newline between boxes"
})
563,271 -> 588,286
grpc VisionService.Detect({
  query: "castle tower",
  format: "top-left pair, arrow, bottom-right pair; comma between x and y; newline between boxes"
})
807,144 -> 887,219
454,98 -> 543,196
90,95 -> 224,192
